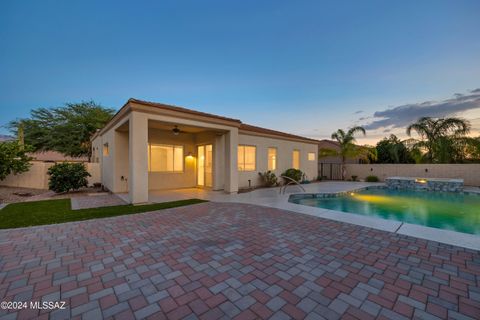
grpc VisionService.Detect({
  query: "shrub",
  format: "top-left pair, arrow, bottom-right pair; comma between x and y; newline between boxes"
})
48,163 -> 91,193
282,168 -> 303,182
0,141 -> 32,181
351,175 -> 358,181
258,171 -> 278,187
365,175 -> 379,182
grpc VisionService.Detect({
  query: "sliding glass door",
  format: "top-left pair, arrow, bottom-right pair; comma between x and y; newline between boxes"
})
197,145 -> 213,187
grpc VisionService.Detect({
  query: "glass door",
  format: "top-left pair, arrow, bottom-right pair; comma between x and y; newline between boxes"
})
197,145 -> 213,187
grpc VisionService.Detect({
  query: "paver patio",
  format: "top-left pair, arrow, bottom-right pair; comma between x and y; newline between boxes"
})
0,202 -> 479,319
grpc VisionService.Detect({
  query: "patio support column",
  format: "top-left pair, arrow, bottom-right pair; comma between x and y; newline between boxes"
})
128,112 -> 149,204
224,128 -> 238,193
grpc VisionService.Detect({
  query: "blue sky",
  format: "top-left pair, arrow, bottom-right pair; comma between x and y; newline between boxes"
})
1,0 -> 479,143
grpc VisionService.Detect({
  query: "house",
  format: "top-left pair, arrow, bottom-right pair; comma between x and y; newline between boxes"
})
318,140 -> 359,164
0,135 -> 15,142
91,99 -> 319,204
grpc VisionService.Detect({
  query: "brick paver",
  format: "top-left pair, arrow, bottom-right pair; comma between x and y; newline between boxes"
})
70,194 -> 127,210
0,202 -> 479,319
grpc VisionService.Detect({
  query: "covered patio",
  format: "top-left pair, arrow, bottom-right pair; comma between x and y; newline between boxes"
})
93,100 -> 242,204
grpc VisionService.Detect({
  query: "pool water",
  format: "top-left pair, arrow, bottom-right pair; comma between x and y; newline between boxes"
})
290,188 -> 480,234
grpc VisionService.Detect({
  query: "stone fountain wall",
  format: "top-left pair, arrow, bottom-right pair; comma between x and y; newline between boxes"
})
385,177 -> 463,192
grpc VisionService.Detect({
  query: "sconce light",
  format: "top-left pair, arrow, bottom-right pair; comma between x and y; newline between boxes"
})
186,152 -> 194,159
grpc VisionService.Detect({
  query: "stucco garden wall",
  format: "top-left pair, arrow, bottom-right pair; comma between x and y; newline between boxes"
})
0,162 -> 101,190
345,164 -> 480,186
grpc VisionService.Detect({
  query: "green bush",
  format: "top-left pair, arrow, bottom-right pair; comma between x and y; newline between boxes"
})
48,163 -> 91,193
0,141 -> 32,181
258,171 -> 278,187
282,168 -> 303,182
365,175 -> 379,182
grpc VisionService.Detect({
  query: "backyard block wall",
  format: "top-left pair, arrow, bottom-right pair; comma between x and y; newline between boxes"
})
345,164 -> 480,187
0,162 -> 101,190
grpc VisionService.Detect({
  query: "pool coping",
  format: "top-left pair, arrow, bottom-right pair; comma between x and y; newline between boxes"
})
284,186 -> 480,251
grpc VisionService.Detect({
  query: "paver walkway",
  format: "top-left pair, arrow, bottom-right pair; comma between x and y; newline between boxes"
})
0,202 -> 479,320
70,194 -> 127,210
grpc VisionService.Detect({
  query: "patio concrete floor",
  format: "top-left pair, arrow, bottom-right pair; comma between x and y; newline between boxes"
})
0,202 -> 479,319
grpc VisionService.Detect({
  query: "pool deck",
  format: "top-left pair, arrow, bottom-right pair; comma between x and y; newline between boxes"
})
1,202 -> 479,320
117,182 -> 480,251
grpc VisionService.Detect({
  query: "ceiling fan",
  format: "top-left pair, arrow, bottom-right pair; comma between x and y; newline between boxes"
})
172,125 -> 187,136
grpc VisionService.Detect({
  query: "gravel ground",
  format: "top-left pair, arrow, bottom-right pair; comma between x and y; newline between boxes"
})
0,186 -> 104,204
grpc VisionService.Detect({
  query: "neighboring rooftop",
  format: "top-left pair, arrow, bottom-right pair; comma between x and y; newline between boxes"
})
0,135 -> 14,142
28,151 -> 88,162
239,123 -> 319,143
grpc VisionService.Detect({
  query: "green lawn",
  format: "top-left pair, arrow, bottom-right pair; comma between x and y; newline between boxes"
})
0,198 -> 207,229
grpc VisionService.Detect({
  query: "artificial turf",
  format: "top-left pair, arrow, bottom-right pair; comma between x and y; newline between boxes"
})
0,198 -> 207,229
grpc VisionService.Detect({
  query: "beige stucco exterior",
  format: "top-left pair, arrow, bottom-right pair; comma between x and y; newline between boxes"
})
91,99 -> 319,203
237,133 -> 318,188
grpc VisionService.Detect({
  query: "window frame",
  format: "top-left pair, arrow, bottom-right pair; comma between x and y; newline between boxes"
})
148,143 -> 184,173
292,149 -> 300,169
238,145 -> 257,172
267,147 -> 277,171
103,143 -> 109,157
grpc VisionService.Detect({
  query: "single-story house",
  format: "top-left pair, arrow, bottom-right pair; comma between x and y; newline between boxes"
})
91,99 -> 319,204
318,140 -> 360,164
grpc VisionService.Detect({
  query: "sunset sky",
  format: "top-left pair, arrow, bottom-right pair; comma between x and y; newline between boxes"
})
1,0 -> 479,145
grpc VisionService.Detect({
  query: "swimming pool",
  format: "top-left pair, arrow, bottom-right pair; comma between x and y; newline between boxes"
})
289,187 -> 480,235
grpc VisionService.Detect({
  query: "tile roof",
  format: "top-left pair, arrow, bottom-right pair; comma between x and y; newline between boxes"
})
97,98 -> 319,144
128,98 -> 242,124
240,123 -> 319,143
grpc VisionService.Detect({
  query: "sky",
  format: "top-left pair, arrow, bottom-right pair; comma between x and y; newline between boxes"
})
1,0 -> 479,144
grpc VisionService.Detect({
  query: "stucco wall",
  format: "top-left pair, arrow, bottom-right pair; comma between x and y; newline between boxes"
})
238,133 -> 318,189
345,164 -> 480,186
148,128 -> 197,190
0,162 -> 101,190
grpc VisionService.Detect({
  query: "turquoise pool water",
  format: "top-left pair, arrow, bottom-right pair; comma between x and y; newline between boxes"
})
289,188 -> 480,234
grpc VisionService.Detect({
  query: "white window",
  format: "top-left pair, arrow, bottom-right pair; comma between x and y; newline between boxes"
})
103,143 -> 109,156
238,145 -> 256,171
149,144 -> 184,172
268,148 -> 277,171
308,152 -> 316,161
292,150 -> 300,169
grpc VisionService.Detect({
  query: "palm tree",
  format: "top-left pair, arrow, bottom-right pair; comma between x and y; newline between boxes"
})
406,117 -> 471,163
319,126 -> 374,179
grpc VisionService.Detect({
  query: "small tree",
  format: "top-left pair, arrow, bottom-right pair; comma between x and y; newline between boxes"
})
0,141 -> 32,180
47,163 -> 91,193
9,101 -> 115,160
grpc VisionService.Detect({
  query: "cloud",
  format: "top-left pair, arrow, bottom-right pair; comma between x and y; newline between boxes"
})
362,89 -> 480,130
354,110 -> 363,114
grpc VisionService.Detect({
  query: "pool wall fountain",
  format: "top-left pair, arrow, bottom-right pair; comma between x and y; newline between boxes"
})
385,176 -> 463,192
